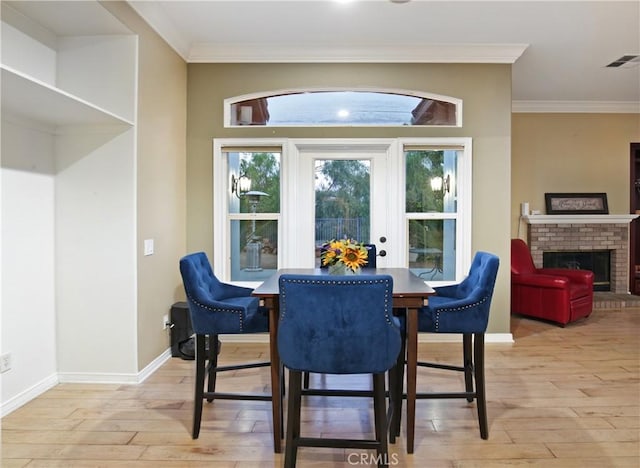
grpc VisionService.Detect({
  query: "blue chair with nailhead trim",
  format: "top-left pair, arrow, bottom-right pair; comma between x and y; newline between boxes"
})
278,274 -> 402,468
393,251 -> 499,442
179,252 -> 270,439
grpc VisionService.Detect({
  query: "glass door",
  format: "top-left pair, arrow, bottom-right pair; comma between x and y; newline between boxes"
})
297,147 -> 394,268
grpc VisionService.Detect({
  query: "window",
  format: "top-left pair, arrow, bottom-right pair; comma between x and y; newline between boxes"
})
405,148 -> 462,281
224,148 -> 281,282
213,138 -> 472,287
226,89 -> 461,127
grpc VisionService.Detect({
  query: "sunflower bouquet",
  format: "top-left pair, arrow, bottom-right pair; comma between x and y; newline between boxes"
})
321,238 -> 369,273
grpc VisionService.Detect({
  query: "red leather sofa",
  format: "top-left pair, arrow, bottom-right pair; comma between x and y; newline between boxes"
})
511,239 -> 594,326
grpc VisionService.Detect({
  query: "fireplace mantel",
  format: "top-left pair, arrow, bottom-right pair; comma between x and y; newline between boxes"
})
523,214 -> 638,225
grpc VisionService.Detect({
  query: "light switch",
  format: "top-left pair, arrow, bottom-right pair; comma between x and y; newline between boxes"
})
144,239 -> 154,256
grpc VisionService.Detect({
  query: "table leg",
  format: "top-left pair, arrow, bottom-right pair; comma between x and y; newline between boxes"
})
389,322 -> 405,442
268,304 -> 282,453
406,307 -> 418,454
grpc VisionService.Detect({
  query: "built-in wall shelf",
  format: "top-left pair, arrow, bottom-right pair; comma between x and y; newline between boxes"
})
523,214 -> 638,225
1,1 -> 136,128
1,0 -> 140,402
1,66 -> 133,129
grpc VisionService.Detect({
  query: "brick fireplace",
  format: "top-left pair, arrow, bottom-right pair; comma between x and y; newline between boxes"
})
524,215 -> 637,294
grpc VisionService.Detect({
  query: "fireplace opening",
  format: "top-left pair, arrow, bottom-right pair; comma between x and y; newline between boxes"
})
543,250 -> 611,291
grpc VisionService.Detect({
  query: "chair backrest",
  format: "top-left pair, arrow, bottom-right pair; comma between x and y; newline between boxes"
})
455,251 -> 500,301
511,239 -> 536,275
179,252 -> 262,335
179,252 -> 227,302
277,274 -> 401,374
319,243 -> 377,269
425,252 -> 498,334
363,244 -> 377,268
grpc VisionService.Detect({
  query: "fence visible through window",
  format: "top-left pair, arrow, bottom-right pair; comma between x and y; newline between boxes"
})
315,218 -> 369,246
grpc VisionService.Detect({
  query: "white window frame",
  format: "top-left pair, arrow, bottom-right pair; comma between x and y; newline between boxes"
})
213,137 -> 472,286
213,138 -> 286,287
400,137 -> 473,283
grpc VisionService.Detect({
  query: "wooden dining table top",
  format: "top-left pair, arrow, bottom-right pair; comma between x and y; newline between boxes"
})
253,267 -> 435,300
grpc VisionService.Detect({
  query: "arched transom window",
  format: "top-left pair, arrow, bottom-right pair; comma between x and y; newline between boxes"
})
225,88 -> 462,127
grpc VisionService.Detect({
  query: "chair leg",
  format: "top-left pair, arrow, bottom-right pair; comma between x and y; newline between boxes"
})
387,365 -> 396,443
284,370 -> 302,468
192,333 -> 207,439
463,333 -> 474,402
280,364 -> 285,439
474,333 -> 489,439
303,371 -> 310,389
206,334 -> 220,402
373,373 -> 389,467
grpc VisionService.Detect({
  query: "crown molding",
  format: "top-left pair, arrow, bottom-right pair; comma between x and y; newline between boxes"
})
512,100 -> 640,113
127,1 -> 190,60
188,43 -> 529,64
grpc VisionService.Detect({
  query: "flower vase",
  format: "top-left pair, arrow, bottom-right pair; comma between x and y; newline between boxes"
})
328,263 -> 361,275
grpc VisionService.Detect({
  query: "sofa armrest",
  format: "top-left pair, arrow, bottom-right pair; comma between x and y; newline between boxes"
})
537,268 -> 594,286
511,273 -> 569,289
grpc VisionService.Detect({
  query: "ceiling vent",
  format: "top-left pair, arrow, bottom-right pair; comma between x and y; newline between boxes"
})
606,55 -> 640,68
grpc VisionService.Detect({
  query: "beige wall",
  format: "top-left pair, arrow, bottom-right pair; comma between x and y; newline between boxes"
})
511,113 -> 640,238
187,63 -> 512,334
103,2 -> 187,370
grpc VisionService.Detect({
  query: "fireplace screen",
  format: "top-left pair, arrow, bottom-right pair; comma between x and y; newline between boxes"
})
543,250 -> 611,291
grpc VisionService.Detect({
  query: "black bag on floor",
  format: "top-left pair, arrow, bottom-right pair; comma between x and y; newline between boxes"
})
170,302 -> 195,360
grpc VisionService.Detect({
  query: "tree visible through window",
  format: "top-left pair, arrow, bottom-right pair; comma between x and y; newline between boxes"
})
405,149 -> 458,281
315,160 -> 371,264
227,151 -> 280,282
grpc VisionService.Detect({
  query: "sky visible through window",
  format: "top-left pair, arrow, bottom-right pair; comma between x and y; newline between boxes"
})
266,91 -> 421,125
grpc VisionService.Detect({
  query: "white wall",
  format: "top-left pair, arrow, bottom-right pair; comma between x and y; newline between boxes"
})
57,35 -> 137,123
55,128 -> 138,379
1,22 -> 56,85
1,1 -> 140,414
1,119 -> 58,413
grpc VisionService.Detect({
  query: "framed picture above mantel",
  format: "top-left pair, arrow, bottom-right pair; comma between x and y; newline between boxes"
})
545,193 -> 609,215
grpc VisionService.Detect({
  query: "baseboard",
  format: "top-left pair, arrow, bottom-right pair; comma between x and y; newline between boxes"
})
1,349 -> 173,417
218,333 -> 514,344
1,373 -> 58,418
418,333 -> 514,343
57,348 -> 173,384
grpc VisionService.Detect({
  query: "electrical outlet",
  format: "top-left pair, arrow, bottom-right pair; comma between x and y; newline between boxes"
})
163,314 -> 170,330
0,353 -> 12,373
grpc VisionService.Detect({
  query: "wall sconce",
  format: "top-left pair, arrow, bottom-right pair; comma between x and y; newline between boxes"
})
430,174 -> 451,194
231,174 -> 251,198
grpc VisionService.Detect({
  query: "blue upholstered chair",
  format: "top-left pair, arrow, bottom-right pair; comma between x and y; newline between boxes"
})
179,252 -> 270,439
307,243 -> 378,388
278,274 -> 402,468
393,251 -> 499,441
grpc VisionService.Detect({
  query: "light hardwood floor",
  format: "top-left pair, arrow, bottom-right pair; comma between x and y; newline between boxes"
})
2,308 -> 639,467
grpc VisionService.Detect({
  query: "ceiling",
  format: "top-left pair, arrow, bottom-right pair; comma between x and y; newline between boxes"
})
128,0 -> 640,112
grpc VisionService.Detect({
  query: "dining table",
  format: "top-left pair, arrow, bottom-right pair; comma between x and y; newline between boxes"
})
252,267 -> 435,454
